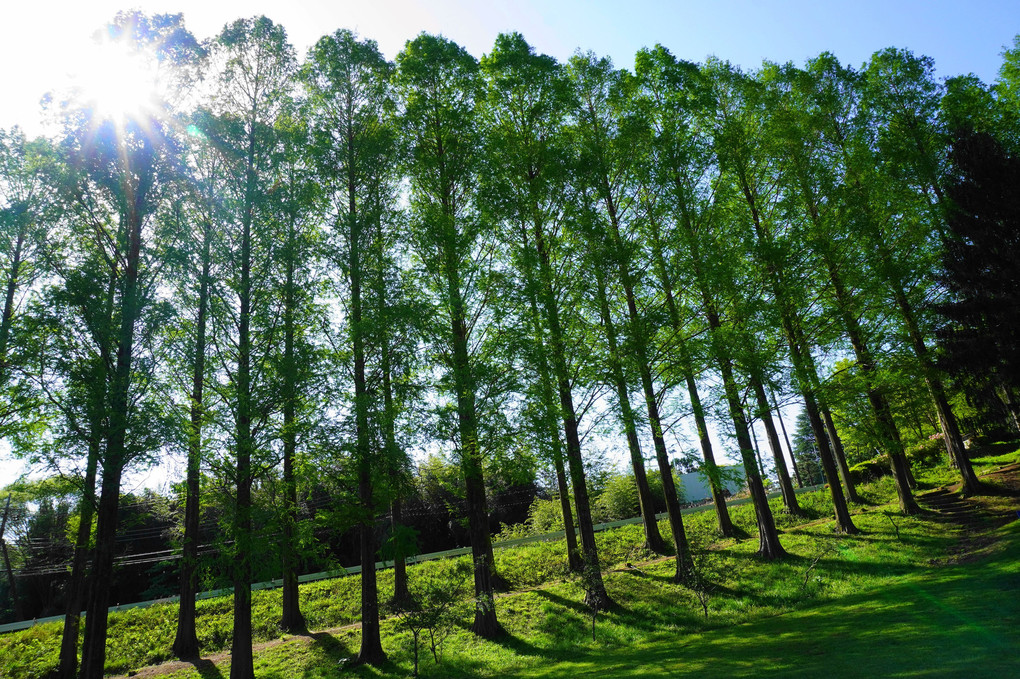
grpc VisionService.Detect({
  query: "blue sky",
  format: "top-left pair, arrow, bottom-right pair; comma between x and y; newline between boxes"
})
1,0 -> 1018,135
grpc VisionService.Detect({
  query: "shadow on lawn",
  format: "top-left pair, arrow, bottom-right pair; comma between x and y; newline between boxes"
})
187,658 -> 225,679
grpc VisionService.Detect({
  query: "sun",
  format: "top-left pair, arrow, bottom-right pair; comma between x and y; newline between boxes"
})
70,38 -> 161,124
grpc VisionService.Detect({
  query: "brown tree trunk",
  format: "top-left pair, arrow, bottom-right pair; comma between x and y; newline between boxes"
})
751,376 -> 801,515
174,217 -> 212,658
593,270 -> 666,554
57,442 -> 98,678
79,185 -> 145,679
531,218 -> 612,605
520,225 -> 582,571
771,390 -> 804,488
820,406 -> 862,504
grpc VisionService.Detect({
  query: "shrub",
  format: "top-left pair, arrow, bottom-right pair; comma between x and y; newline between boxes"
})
906,435 -> 946,467
848,457 -> 891,485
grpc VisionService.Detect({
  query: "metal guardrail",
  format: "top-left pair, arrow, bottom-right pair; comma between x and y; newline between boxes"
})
0,484 -> 822,634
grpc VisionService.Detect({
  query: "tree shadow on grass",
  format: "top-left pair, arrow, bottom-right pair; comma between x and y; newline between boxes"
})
486,629 -> 557,660
186,658 -> 225,679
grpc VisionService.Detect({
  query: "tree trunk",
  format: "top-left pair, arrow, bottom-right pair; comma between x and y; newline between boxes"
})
530,218 -> 611,605
520,226 -> 582,572
710,332 -> 785,558
57,442 -> 98,678
803,393 -> 859,534
599,193 -> 692,577
771,390 -> 804,488
751,376 -> 801,515
593,270 -> 666,554
0,215 -> 26,375
79,187 -> 145,679
174,218 -> 212,658
820,406 -> 862,504
229,134 -> 258,679
281,229 -> 304,632
647,210 -> 734,538
819,248 -> 918,513
891,285 -> 981,494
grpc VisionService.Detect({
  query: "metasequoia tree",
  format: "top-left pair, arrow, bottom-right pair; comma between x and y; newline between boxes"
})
477,33 -> 583,571
863,49 -> 981,493
773,56 -> 920,514
569,51 -> 693,579
302,29 -> 397,660
209,16 -> 296,679
171,110 -> 221,658
631,46 -> 737,536
395,33 -> 500,638
708,59 -> 858,534
71,13 -> 203,678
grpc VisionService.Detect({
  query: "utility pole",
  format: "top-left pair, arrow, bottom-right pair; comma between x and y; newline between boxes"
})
1,493 -> 19,619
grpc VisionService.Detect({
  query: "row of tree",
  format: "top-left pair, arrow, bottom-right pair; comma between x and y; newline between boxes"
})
1,11 -> 1018,678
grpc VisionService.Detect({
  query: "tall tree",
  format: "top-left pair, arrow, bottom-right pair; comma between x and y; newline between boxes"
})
209,17 -> 296,679
302,29 -> 397,660
395,33 -> 500,638
708,59 -> 858,533
171,111 -> 220,659
67,13 -> 203,678
631,46 -> 737,537
477,32 -> 586,571
864,48 -> 981,494
569,51 -> 693,578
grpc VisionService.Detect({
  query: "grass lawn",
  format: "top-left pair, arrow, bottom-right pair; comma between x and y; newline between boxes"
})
2,450 -> 1018,678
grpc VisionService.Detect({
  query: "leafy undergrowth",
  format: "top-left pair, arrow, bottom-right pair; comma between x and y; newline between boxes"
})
1,450 -> 1017,678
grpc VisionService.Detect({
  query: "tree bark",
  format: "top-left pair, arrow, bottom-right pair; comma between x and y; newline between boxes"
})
531,222 -> 612,607
593,270 -> 666,554
519,225 -> 582,572
750,376 -> 801,515
79,175 -> 146,679
174,216 -> 212,658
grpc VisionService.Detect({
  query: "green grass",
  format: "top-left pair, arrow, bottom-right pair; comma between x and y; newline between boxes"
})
2,449 -> 1017,678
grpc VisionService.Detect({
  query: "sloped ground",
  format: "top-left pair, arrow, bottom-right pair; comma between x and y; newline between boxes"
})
105,460 -> 1020,679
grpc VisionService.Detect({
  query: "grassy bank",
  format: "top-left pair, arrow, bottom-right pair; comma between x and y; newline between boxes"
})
2,449 -> 1017,678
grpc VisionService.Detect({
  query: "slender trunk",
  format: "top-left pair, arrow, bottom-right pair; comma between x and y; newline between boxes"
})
600,183 -> 691,575
346,150 -> 383,660
229,135 -> 257,679
647,211 -> 734,537
593,269 -> 666,554
59,280 -> 112,679
820,406 -> 861,503
0,218 -> 26,374
530,217 -> 611,605
819,248 -> 918,513
733,151 -> 860,529
57,442 -> 98,678
891,285 -> 981,494
771,389 -> 803,488
804,392 -> 859,534
280,195 -> 304,632
174,218 -> 212,658
520,225 -> 582,571
750,376 -> 801,514
79,186 -> 145,679
699,300 -> 784,556
374,208 -> 409,604
674,222 -> 780,552
443,237 -> 499,638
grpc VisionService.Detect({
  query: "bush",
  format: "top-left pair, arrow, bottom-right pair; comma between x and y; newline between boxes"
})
848,457 -> 891,485
906,435 -> 946,467
594,474 -> 639,522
